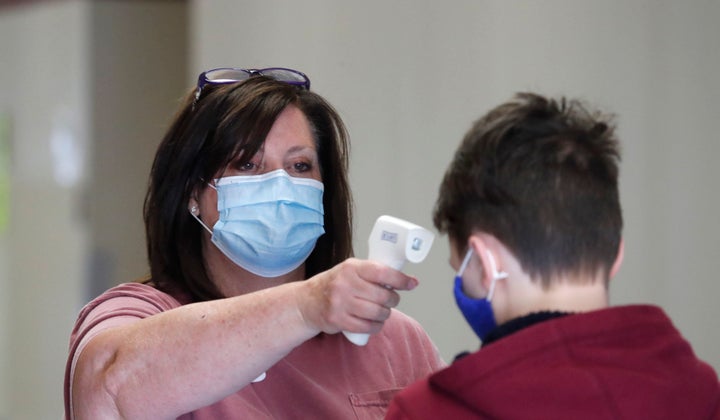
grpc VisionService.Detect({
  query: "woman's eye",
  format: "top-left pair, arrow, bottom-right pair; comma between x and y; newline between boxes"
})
292,162 -> 311,172
238,162 -> 257,172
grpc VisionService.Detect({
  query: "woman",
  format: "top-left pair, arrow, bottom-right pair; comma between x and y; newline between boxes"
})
63,67 -> 443,419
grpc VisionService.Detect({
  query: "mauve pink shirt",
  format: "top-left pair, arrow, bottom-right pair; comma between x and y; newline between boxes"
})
64,283 -> 445,419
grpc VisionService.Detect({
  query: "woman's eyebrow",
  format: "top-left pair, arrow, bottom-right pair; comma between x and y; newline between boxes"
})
285,145 -> 316,154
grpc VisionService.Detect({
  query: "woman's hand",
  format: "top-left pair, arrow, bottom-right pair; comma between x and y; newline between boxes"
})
298,258 -> 419,335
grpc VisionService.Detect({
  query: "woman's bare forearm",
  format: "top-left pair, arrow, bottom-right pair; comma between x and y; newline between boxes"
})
71,281 -> 317,420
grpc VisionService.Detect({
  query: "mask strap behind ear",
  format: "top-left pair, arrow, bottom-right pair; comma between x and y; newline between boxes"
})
486,251 -> 508,301
457,248 -> 474,277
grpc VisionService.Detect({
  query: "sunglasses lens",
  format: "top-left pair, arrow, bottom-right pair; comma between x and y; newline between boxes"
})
204,68 -> 252,84
260,68 -> 310,89
205,69 -> 250,83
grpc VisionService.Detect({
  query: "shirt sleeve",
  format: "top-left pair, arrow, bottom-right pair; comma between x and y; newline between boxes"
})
389,309 -> 447,373
63,283 -> 182,419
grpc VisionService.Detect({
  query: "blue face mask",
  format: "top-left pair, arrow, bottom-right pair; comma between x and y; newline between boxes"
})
192,169 -> 325,278
453,248 -> 508,342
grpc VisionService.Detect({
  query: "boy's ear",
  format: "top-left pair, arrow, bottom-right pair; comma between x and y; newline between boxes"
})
468,234 -> 509,288
467,235 -> 492,290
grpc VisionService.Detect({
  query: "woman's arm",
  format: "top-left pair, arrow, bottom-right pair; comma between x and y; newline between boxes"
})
71,258 -> 418,419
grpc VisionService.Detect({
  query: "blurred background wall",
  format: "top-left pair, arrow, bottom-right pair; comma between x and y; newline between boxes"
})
0,0 -> 718,418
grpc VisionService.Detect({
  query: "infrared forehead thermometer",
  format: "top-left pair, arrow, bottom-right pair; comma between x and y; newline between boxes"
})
343,215 -> 435,346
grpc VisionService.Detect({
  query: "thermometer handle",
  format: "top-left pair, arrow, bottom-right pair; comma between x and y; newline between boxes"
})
342,245 -> 406,345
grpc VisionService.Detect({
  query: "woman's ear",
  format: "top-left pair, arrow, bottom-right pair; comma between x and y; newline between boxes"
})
610,238 -> 625,279
188,197 -> 200,216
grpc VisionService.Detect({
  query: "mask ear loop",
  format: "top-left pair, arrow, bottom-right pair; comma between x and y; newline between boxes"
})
189,209 -> 213,235
486,251 -> 509,301
188,199 -> 214,235
188,180 -> 218,235
456,248 -> 474,278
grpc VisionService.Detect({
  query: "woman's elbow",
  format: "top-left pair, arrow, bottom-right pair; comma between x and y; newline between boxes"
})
71,339 -> 124,419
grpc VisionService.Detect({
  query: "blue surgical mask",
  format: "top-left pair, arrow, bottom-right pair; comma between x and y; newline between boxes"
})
453,248 -> 508,341
192,169 -> 325,278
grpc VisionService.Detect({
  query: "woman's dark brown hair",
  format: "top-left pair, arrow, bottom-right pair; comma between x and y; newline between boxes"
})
143,76 -> 353,301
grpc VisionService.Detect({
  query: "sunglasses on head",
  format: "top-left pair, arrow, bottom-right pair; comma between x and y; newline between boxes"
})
194,67 -> 311,104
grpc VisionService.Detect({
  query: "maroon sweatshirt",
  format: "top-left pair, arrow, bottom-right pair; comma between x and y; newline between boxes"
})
387,305 -> 720,419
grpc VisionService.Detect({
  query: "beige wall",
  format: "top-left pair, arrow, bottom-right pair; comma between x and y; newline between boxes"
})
86,0 -> 189,299
0,2 -> 91,417
1,0 -> 718,418
0,1 -> 187,418
192,0 -> 720,369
